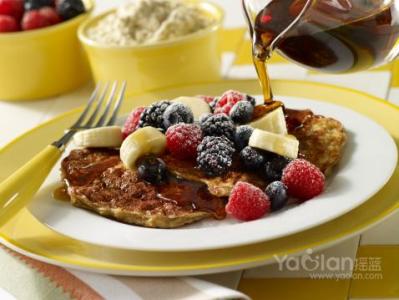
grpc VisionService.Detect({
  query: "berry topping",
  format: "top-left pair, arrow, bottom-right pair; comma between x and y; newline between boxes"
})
213,90 -> 256,115
226,181 -> 271,221
56,0 -> 84,20
0,14 -> 18,32
138,100 -> 171,132
263,155 -> 291,181
229,100 -> 254,124
0,0 -> 23,20
234,125 -> 254,151
240,146 -> 265,170
282,159 -> 325,200
166,123 -> 202,159
122,107 -> 145,139
265,181 -> 288,211
197,136 -> 235,177
137,156 -> 167,185
22,6 -> 60,30
163,103 -> 194,129
200,113 -> 235,141
24,0 -> 53,11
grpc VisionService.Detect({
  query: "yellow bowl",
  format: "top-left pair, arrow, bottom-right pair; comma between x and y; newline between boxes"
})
0,0 -> 94,102
78,1 -> 224,96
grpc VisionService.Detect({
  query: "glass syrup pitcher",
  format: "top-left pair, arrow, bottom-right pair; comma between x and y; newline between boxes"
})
242,0 -> 399,102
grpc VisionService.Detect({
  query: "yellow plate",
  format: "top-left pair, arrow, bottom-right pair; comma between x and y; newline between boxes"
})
0,80 -> 398,276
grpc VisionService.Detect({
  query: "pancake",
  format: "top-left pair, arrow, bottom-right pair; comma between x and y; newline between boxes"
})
61,149 -> 226,228
60,108 -> 347,228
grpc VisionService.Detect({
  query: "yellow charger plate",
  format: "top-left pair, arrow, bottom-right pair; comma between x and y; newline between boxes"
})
0,80 -> 398,276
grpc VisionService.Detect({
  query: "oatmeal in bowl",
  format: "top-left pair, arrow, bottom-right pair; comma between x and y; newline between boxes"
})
88,0 -> 214,46
78,0 -> 223,95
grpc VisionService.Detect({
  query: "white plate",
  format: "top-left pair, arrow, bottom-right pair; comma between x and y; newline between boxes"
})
28,96 -> 398,252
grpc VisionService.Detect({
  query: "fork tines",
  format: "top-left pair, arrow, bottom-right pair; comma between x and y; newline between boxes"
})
73,81 -> 126,130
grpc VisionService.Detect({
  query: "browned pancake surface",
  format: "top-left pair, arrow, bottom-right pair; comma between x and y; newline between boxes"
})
61,149 -> 226,228
286,109 -> 347,173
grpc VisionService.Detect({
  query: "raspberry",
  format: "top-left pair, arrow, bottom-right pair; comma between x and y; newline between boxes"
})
0,14 -> 18,32
166,123 -> 202,159
226,181 -> 270,221
38,6 -> 60,23
240,146 -> 265,170
0,0 -> 23,20
163,103 -> 194,129
122,107 -> 145,139
22,7 -> 60,30
200,113 -> 235,141
197,136 -> 235,176
214,90 -> 256,115
138,100 -> 171,132
282,159 -> 325,200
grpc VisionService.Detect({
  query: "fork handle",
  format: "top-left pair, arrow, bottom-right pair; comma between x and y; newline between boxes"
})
0,145 -> 62,227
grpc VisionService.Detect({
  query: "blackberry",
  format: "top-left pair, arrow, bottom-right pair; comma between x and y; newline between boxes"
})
200,113 -> 235,141
138,100 -> 171,131
137,156 -> 167,185
234,125 -> 253,151
239,146 -> 265,170
197,136 -> 235,177
56,0 -> 85,20
163,103 -> 194,129
264,155 -> 291,181
229,101 -> 254,124
265,181 -> 288,211
25,0 -> 54,11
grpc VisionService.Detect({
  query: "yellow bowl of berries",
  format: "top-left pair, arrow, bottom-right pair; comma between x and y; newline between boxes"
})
78,0 -> 223,96
0,0 -> 93,101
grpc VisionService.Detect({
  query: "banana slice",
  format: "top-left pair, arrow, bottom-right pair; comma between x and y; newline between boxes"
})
120,126 -> 166,169
250,107 -> 288,134
173,96 -> 211,121
249,129 -> 299,159
73,126 -> 123,148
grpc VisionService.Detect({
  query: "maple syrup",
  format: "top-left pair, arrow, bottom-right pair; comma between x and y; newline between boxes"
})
157,175 -> 226,219
57,149 -> 226,220
53,185 -> 70,201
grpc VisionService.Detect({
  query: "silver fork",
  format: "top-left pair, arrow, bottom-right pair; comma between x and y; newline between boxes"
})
0,81 -> 126,226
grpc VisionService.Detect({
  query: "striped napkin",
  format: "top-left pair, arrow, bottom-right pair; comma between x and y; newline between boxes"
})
0,246 -> 249,300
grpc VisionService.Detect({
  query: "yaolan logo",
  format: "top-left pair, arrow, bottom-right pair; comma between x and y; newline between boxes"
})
274,249 -> 355,272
